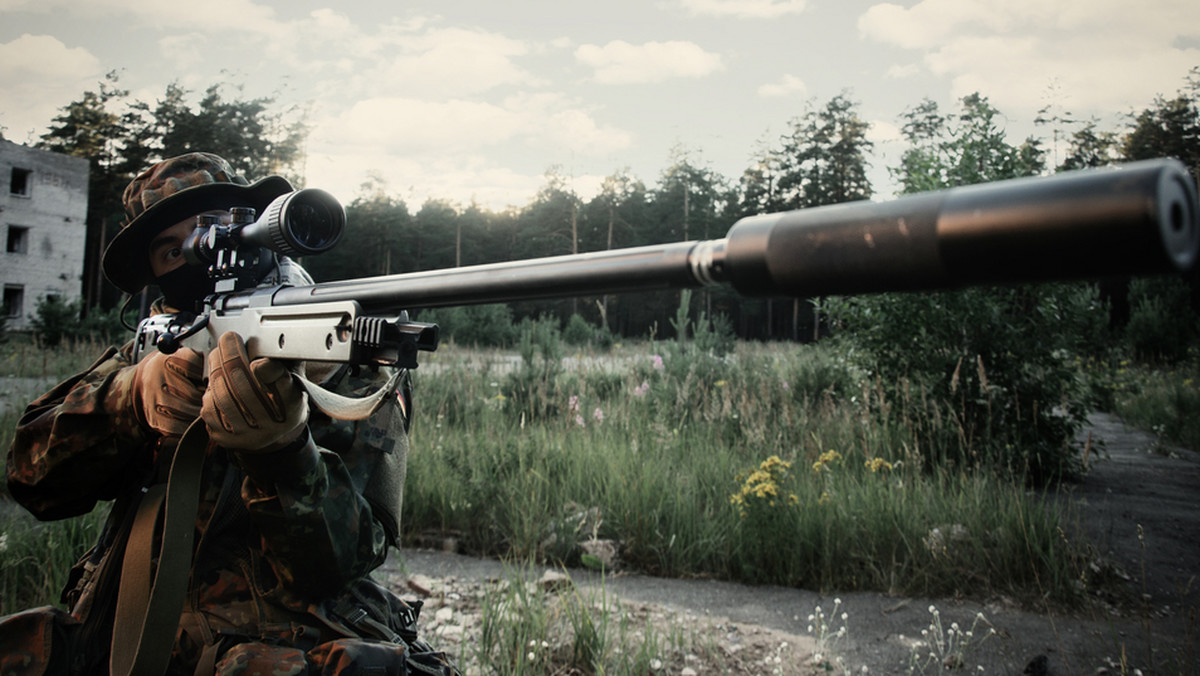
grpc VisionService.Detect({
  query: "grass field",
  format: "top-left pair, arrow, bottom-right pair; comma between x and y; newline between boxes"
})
2,332 -> 1196,673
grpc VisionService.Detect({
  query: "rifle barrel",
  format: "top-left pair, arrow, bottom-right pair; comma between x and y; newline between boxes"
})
222,159 -> 1198,313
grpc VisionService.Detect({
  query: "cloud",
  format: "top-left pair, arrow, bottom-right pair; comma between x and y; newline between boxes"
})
0,34 -> 103,139
575,40 -> 724,84
757,74 -> 807,98
315,98 -> 523,155
885,64 -> 921,79
6,0 -> 281,32
678,0 -> 808,19
868,119 -> 903,144
0,34 -> 100,81
304,150 -> 549,212
357,26 -> 543,99
312,94 -> 630,157
857,0 -> 1200,115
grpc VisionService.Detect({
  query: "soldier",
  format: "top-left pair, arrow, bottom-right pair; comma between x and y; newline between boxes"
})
1,153 -> 455,675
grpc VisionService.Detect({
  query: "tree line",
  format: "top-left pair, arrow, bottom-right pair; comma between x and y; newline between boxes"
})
13,68 -> 1200,341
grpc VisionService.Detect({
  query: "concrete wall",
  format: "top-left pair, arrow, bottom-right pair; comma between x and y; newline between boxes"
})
0,140 -> 90,330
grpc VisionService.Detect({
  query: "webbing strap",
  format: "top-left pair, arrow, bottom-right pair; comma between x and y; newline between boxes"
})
296,367 -> 405,421
109,420 -> 208,676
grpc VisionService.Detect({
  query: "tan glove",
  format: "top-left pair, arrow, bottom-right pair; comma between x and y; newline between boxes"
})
202,331 -> 308,452
132,347 -> 205,440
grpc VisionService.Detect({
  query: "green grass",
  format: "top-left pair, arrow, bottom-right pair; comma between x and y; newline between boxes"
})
467,563 -> 718,675
0,505 -> 108,616
405,340 -> 1092,605
1106,351 -> 1200,452
0,334 -> 113,380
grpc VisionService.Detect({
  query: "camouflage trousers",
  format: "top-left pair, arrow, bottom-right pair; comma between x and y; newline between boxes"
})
0,606 -> 457,676
215,639 -> 421,676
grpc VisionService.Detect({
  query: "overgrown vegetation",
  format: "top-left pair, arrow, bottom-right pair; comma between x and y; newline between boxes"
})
406,354 -> 1088,604
29,295 -> 127,347
466,566 -> 712,675
825,283 -> 1107,482
403,296 -> 1097,605
0,507 -> 108,616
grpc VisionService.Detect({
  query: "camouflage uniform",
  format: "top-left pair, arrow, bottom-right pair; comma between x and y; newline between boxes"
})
3,328 -> 453,675
0,153 -> 455,675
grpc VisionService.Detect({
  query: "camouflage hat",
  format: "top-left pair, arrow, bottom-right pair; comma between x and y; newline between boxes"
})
102,152 -> 293,294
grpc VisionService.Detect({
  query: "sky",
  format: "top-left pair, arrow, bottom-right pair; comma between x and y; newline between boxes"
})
1,0 -> 1198,213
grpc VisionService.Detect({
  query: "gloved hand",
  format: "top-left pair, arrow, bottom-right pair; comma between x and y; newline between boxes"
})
132,347 -> 205,440
202,331 -> 308,452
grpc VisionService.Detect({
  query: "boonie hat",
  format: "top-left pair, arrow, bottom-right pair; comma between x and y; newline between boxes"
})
102,152 -> 293,294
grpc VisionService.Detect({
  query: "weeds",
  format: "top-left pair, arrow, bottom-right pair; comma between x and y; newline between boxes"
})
1109,352 -> 1200,452
0,505 -> 108,616
469,565 -> 711,675
406,338 -> 1090,605
905,605 -> 995,674
807,597 -> 850,673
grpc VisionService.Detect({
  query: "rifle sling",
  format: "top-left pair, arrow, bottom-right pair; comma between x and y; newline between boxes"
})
296,367 -> 406,421
110,420 -> 208,676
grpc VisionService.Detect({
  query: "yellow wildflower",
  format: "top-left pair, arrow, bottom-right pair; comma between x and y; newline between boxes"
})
812,449 -> 842,472
864,457 -> 893,473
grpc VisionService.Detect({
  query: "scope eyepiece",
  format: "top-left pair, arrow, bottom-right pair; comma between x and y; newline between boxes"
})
180,189 -> 346,268
242,188 -> 346,257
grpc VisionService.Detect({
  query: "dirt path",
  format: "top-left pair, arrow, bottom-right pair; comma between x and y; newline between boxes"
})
384,413 -> 1199,674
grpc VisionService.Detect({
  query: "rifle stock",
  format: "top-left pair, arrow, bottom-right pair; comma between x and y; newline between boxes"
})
142,159 -> 1198,368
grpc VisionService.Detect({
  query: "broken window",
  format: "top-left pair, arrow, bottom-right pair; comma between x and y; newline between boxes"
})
10,167 -> 32,196
3,285 -> 24,319
6,225 -> 29,254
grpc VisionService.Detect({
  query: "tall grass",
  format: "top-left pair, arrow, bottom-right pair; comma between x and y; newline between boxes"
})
406,338 -> 1090,605
0,335 -> 114,614
1106,350 -> 1200,452
466,564 -> 719,675
0,506 -> 108,616
0,334 -> 115,380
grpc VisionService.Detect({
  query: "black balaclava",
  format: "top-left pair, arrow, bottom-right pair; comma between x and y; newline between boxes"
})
155,263 -> 213,313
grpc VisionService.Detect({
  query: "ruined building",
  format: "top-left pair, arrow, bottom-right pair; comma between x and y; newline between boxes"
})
0,140 -> 89,331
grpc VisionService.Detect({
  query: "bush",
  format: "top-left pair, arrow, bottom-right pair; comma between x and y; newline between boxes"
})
824,283 -> 1106,481
1125,276 -> 1199,364
563,314 -> 593,346
416,304 -> 518,348
504,317 -> 565,420
561,314 -> 615,350
29,295 -> 79,347
29,296 -> 128,347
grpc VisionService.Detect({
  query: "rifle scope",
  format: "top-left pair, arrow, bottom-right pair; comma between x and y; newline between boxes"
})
184,188 -> 346,265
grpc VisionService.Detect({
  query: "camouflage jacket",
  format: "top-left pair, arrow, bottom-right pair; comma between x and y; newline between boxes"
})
4,337 -> 422,674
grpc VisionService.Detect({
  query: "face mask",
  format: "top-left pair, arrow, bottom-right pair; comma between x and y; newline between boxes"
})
156,263 -> 213,313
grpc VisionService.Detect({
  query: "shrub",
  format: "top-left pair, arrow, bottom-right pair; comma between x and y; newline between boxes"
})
504,317 -> 565,420
416,304 -> 518,348
27,296 -> 128,347
824,282 -> 1105,481
29,295 -> 79,347
1125,276 -> 1199,364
